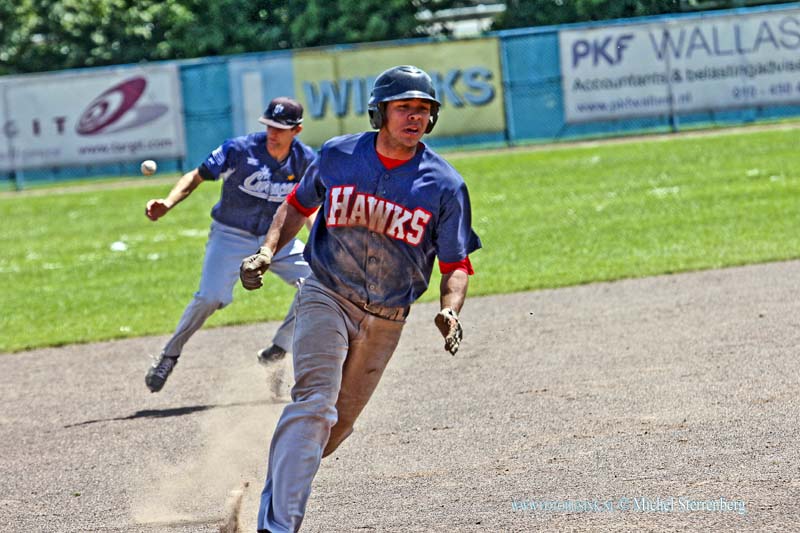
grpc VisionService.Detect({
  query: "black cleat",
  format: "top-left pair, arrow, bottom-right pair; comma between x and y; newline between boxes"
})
257,345 -> 287,366
145,355 -> 178,393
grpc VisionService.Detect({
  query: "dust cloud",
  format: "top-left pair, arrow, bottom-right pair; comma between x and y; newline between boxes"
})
131,355 -> 293,530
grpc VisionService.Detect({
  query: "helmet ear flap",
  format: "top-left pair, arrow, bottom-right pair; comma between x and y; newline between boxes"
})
368,103 -> 384,130
426,105 -> 439,134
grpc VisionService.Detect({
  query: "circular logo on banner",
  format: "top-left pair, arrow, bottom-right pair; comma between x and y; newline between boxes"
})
76,77 -> 168,136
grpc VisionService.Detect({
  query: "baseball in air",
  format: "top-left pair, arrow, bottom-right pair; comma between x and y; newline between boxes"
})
140,160 -> 157,176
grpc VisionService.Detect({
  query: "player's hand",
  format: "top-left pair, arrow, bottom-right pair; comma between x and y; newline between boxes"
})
434,308 -> 462,356
240,246 -> 274,290
145,199 -> 171,221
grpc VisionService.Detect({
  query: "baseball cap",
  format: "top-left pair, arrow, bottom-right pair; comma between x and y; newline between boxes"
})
259,97 -> 303,129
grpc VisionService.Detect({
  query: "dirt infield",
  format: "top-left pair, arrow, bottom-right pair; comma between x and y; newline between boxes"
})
1,260 -> 798,532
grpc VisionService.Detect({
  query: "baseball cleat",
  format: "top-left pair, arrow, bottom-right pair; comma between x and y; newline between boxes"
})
257,344 -> 287,365
145,354 -> 178,393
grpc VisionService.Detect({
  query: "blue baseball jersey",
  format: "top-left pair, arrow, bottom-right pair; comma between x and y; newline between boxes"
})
199,132 -> 316,236
292,132 -> 481,308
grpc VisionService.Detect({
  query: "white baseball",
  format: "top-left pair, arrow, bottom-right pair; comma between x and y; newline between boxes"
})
140,159 -> 157,176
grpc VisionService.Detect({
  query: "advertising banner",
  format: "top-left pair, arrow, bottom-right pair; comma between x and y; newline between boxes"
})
559,8 -> 800,123
0,64 -> 185,171
290,38 -> 505,146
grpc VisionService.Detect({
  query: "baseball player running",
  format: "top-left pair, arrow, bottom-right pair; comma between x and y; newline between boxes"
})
144,97 -> 316,393
240,65 -> 481,532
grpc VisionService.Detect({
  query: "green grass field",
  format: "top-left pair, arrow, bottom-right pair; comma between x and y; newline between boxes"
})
1,126 -> 798,352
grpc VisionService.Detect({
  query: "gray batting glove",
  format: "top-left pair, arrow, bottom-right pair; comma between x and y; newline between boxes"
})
240,246 -> 273,290
434,308 -> 463,356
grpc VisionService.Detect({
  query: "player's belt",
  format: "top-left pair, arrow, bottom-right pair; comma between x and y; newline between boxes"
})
359,301 -> 410,322
308,275 -> 409,322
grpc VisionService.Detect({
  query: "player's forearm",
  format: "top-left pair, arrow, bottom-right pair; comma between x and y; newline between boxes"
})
164,169 -> 202,208
439,269 -> 469,314
264,201 -> 307,253
304,208 -> 319,232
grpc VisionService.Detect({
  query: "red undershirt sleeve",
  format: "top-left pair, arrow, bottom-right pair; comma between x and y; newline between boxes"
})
286,183 -> 318,217
439,257 -> 475,275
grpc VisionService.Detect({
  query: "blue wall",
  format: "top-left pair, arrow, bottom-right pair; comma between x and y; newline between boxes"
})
180,58 -> 234,168
7,2 -> 800,187
494,3 -> 800,144
498,28 -> 674,143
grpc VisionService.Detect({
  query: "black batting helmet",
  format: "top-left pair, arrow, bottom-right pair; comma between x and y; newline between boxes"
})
368,65 -> 440,133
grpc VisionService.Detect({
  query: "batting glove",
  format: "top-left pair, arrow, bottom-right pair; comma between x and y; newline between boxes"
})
239,246 -> 273,290
434,308 -> 463,356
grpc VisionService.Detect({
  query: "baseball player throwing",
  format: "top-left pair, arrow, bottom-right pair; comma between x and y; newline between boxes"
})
240,66 -> 481,532
144,97 -> 316,393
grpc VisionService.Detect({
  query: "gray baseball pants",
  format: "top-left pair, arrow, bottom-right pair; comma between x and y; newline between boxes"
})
162,220 -> 310,357
257,276 -> 406,533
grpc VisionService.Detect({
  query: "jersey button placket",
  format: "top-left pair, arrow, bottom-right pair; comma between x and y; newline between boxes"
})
366,174 -> 388,300
366,238 -> 380,299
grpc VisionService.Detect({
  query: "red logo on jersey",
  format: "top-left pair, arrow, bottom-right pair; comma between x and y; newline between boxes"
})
326,185 -> 431,246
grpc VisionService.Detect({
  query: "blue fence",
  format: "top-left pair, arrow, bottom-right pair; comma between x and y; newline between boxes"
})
497,2 -> 800,145
5,2 -> 800,188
